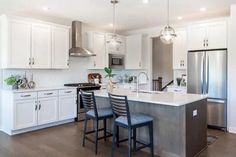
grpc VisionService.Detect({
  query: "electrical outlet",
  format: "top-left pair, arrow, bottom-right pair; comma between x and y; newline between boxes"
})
193,110 -> 198,117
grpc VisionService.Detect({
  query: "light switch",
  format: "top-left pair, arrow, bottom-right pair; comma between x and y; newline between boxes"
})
193,110 -> 198,117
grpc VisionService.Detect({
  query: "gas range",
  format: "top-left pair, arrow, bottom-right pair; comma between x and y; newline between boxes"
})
64,83 -> 101,90
64,83 -> 101,122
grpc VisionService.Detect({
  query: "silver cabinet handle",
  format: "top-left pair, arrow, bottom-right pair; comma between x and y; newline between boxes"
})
38,101 -> 41,110
65,91 -> 72,93
44,93 -> 53,95
203,39 -> 206,47
21,94 -> 31,97
32,58 -> 35,65
29,58 -> 31,65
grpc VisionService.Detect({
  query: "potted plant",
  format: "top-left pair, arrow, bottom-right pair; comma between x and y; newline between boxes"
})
4,75 -> 20,90
104,67 -> 115,92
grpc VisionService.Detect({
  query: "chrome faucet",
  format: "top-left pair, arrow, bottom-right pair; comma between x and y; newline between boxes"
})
137,71 -> 149,93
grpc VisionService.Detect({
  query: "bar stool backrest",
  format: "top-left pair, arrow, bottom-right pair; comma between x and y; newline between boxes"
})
81,91 -> 98,118
108,93 -> 131,126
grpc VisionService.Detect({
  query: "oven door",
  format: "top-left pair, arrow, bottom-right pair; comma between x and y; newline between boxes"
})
109,54 -> 125,69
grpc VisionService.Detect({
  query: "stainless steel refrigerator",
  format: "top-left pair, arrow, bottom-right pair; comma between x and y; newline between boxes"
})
187,49 -> 227,129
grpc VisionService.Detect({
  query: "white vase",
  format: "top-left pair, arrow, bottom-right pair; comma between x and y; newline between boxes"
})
107,78 -> 114,93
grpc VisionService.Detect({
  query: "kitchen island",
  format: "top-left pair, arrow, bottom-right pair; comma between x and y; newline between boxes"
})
93,89 -> 207,157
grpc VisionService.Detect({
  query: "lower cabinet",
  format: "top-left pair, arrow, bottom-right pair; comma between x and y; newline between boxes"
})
1,88 -> 77,135
37,97 -> 58,125
14,99 -> 38,130
59,96 -> 76,120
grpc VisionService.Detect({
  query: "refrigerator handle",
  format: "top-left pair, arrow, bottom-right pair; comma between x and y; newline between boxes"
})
206,55 -> 209,94
201,56 -> 204,94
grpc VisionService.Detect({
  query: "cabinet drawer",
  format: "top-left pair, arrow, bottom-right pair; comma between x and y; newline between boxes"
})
38,90 -> 58,98
14,92 -> 37,100
59,89 -> 76,96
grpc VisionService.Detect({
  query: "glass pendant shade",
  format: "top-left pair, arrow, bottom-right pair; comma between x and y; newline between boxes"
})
160,25 -> 177,44
109,34 -> 120,48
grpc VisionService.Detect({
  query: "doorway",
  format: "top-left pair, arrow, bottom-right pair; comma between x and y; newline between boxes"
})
152,37 -> 173,91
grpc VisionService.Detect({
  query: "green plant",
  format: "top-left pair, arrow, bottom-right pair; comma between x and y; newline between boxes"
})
104,67 -> 115,78
4,75 -> 19,86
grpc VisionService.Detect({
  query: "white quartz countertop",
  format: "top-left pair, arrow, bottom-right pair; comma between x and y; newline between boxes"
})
94,89 -> 207,107
1,86 -> 77,93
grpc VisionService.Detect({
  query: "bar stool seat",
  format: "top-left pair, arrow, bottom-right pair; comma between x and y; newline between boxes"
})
87,108 -> 113,119
115,113 -> 153,127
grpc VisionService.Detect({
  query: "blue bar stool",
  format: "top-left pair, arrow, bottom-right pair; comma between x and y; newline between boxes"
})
81,91 -> 113,154
108,93 -> 154,157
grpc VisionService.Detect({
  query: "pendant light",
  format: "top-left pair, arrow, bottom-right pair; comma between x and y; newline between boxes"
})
108,0 -> 121,47
160,0 -> 177,44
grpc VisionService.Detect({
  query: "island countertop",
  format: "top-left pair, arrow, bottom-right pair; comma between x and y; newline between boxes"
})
94,89 -> 207,107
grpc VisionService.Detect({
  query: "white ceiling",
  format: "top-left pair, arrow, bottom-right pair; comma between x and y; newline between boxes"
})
0,0 -> 234,32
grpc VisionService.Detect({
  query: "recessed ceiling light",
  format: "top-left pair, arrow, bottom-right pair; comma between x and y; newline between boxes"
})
109,23 -> 113,27
42,7 -> 50,11
177,16 -> 183,20
200,7 -> 207,12
142,0 -> 149,4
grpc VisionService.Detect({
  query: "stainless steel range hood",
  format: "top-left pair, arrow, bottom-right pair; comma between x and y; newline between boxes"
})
69,21 -> 96,57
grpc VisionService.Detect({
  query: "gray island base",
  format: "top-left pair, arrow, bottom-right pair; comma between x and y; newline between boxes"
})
94,89 -> 207,157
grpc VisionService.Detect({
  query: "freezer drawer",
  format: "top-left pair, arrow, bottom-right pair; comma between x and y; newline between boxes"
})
207,99 -> 226,128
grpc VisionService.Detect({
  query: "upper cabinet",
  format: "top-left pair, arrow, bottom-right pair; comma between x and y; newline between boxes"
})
188,20 -> 227,50
0,15 -> 70,69
51,26 -> 69,69
173,29 -> 187,69
86,32 -> 107,69
31,23 -> 52,68
126,34 -> 143,69
3,19 -> 32,68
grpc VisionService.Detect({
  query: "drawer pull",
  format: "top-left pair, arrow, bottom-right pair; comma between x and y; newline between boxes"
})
65,91 -> 72,93
44,93 -> 53,95
21,95 -> 31,97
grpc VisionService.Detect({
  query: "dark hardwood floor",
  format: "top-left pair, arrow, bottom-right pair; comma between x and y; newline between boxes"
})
0,122 -> 235,157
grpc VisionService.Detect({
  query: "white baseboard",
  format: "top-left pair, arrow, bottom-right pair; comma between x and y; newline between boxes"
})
0,119 -> 75,136
228,127 -> 236,134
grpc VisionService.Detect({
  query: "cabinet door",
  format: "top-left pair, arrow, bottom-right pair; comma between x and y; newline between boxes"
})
14,99 -> 37,130
58,96 -> 76,120
37,97 -> 58,125
32,23 -> 52,68
207,21 -> 227,49
188,24 -> 207,50
92,33 -> 106,69
8,20 -> 31,68
126,35 -> 142,69
173,30 -> 187,69
52,26 -> 69,69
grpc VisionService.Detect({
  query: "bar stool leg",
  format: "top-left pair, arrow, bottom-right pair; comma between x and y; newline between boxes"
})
128,128 -> 132,157
133,128 -> 136,151
149,122 -> 154,157
82,117 -> 88,147
112,123 -> 117,157
116,126 -> 119,147
95,120 -> 99,155
104,119 -> 107,141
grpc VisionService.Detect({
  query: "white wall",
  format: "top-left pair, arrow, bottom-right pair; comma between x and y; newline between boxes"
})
228,5 -> 236,133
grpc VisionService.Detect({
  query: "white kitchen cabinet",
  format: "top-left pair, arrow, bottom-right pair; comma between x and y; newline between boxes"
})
126,34 -> 143,69
188,20 -> 227,50
52,26 -> 69,69
31,23 -> 52,68
0,88 -> 76,135
37,97 -> 58,125
173,29 -> 187,69
14,99 -> 38,130
0,15 -> 70,69
0,18 -> 32,68
91,33 -> 106,69
207,22 -> 227,49
58,95 -> 76,120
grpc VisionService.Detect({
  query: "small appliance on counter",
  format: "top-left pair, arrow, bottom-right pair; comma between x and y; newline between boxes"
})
64,83 -> 101,122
